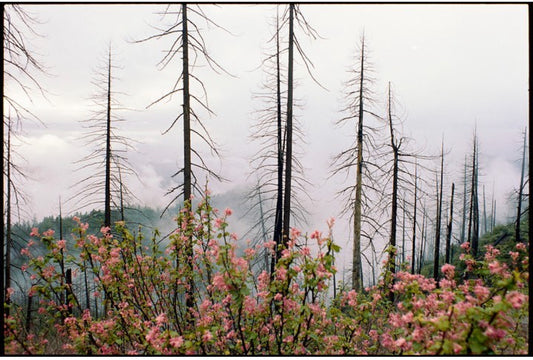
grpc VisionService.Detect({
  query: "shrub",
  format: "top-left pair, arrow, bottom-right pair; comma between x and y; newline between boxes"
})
4,195 -> 529,354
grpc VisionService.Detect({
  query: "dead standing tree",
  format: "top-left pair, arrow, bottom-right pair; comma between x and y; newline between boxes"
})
137,5 -> 227,212
515,127 -> 528,243
136,3 -> 230,323
69,46 -> 137,229
331,34 -> 381,291
3,4 -> 47,314
247,5 -> 317,274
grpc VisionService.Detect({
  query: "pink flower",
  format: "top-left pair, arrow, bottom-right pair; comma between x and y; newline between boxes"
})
202,330 -> 213,342
506,291 -> 527,309
72,216 -> 80,223
30,227 -> 39,237
453,343 -> 462,354
6,288 -> 14,299
212,274 -> 228,291
57,239 -> 66,250
43,229 -> 55,237
274,293 -> 283,301
214,218 -> 224,229
310,230 -> 321,239
264,240 -> 276,250
441,263 -> 455,279
327,217 -> 335,228
20,248 -> 30,256
516,242 -> 526,251
460,242 -> 470,250
100,226 -> 111,234
42,265 -> 55,279
300,246 -> 311,257
290,227 -> 301,239
224,207 -> 233,216
155,313 -> 167,326
170,336 -> 183,348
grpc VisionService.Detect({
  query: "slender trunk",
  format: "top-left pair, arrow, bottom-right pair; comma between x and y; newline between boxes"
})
492,199 -> 496,231
418,206 -> 427,274
282,4 -> 294,247
25,294 -> 33,331
84,260 -> 90,311
482,185 -> 487,236
5,118 -> 12,315
433,143 -> 444,282
59,197 -> 65,305
470,135 -> 479,257
352,37 -> 366,291
387,83 -> 399,278
461,156 -> 467,243
402,199 -> 406,266
257,182 -> 269,272
182,4 -> 192,203
272,8 -> 284,274
516,127 -> 527,243
104,47 -> 112,228
445,183 -> 455,264
182,3 -> 195,317
411,162 -> 418,274
118,165 -> 125,222
66,268 -> 72,315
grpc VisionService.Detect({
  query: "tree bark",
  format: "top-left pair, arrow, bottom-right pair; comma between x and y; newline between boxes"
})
282,4 -> 294,246
272,8 -> 284,274
515,127 -> 527,243
351,36 -> 366,291
411,162 -> 418,274
5,117 -> 12,315
182,4 -> 192,203
445,183 -> 455,264
433,142 -> 444,282
104,47 -> 112,228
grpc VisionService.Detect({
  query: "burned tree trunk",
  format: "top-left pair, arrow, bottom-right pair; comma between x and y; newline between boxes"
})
445,183 -> 455,264
433,142 -> 444,282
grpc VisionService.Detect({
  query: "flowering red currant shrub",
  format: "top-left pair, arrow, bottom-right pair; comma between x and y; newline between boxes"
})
4,195 -> 529,354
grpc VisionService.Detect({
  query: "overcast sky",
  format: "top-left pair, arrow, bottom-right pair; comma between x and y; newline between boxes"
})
8,4 -> 528,271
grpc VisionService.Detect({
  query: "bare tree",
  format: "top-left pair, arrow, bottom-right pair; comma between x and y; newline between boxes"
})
331,33 -> 380,291
69,45 -> 137,228
3,5 -> 46,314
136,5 -> 229,213
445,183 -> 455,264
433,141 -> 444,282
247,5 -> 319,273
467,130 -> 480,257
515,127 -> 528,243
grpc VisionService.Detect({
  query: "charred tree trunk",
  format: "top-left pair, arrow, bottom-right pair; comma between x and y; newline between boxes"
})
516,127 -> 527,243
282,4 -> 294,246
418,206 -> 427,274
468,133 -> 479,257
445,183 -> 455,264
182,4 -> 192,204
5,118 -> 12,315
387,83 -> 399,278
461,156 -> 467,243
272,10 -> 284,274
351,36 -> 366,292
411,162 -> 418,274
433,142 -> 444,282
482,185 -> 487,236
104,47 -> 112,228
182,3 -> 195,317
